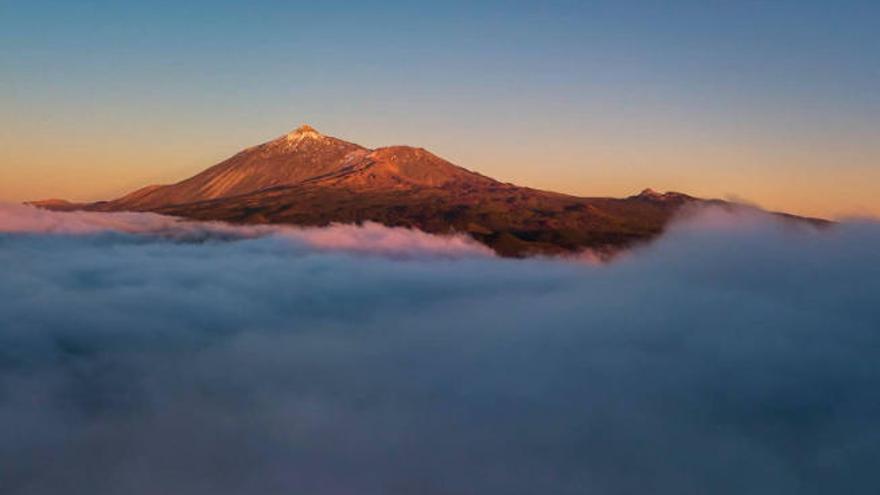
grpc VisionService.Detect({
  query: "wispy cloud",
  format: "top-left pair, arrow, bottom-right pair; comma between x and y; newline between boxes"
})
0,204 -> 493,259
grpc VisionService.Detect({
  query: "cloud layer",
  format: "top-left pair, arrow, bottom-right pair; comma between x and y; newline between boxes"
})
0,204 -> 493,258
1,205 -> 879,494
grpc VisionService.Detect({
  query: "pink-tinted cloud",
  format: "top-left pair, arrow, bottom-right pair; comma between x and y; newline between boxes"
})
0,204 -> 493,259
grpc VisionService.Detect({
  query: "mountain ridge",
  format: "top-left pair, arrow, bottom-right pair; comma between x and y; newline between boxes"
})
31,124 -> 827,257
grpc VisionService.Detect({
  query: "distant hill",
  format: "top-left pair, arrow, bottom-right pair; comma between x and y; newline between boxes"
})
31,125 -> 825,257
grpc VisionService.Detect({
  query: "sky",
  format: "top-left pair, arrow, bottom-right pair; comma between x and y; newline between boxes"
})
1,0 -> 878,218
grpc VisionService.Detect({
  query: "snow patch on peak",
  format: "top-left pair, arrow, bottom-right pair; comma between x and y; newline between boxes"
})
293,124 -> 319,135
283,124 -> 323,144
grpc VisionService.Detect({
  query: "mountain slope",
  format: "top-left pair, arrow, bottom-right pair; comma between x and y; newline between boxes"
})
102,125 -> 367,210
154,182 -> 703,257
32,124 -> 825,257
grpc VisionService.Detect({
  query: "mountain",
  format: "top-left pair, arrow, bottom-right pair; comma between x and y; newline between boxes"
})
31,125 -> 824,257
103,125 -> 367,210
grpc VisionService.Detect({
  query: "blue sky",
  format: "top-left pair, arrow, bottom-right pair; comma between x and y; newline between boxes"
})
2,0 -> 878,216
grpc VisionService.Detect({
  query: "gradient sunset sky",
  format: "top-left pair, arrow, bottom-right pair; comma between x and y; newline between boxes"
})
2,0 -> 878,218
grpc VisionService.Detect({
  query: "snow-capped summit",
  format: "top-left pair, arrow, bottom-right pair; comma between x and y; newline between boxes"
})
281,124 -> 325,145
293,124 -> 318,134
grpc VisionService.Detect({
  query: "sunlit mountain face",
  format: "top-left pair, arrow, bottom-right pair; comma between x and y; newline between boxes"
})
31,125 -> 826,258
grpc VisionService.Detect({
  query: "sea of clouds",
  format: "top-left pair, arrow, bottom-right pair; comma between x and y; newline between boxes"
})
1,203 -> 878,494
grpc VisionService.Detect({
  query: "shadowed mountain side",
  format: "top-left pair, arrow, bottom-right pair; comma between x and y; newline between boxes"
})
149,182 -> 706,257
31,124 -> 827,257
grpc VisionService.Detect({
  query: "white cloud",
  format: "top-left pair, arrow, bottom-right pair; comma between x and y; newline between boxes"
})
0,203 -> 493,259
0,204 -> 878,494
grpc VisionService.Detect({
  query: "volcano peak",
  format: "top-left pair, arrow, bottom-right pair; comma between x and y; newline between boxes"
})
293,124 -> 318,134
283,124 -> 323,142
